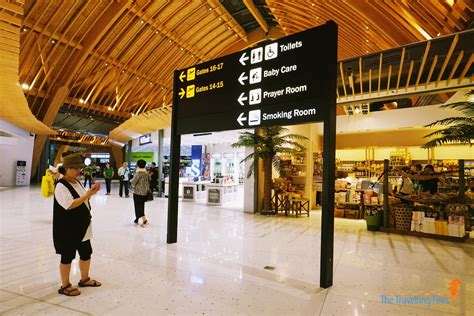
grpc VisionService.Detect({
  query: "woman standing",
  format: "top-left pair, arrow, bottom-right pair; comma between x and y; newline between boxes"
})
53,154 -> 102,296
103,163 -> 114,195
130,159 -> 151,226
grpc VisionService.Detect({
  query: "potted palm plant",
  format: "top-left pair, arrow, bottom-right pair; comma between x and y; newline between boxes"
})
422,90 -> 473,148
232,127 -> 308,215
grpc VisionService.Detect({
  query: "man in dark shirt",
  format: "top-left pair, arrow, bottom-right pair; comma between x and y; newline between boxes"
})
149,162 -> 159,193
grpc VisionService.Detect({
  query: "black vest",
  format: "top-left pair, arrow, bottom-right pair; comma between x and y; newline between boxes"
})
53,179 -> 91,254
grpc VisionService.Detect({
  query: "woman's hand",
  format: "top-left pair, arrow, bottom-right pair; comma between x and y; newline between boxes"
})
87,184 -> 100,197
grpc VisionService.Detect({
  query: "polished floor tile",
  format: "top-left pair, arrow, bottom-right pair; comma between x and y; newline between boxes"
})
0,184 -> 473,315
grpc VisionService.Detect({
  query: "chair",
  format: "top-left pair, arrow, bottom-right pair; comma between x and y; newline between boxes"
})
291,198 -> 310,217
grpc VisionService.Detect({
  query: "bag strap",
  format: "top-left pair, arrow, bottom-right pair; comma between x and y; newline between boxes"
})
57,179 -> 80,199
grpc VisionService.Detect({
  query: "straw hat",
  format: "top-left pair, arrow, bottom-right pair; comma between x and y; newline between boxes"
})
62,154 -> 85,169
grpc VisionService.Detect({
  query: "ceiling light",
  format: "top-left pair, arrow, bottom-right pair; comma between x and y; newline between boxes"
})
437,32 -> 441,36
131,113 -> 135,116
79,98 -> 85,104
51,40 -> 56,44
140,20 -> 144,24
105,63 -> 108,66
366,26 -> 369,30
21,83 -> 30,90
108,106 -> 112,111
155,30 -> 159,34
446,0 -> 454,6
22,28 -> 27,32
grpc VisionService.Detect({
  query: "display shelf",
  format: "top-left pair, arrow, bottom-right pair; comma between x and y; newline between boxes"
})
380,227 -> 469,243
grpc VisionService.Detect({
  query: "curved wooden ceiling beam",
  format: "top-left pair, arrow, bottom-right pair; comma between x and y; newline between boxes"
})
242,0 -> 269,33
30,0 -> 131,175
129,3 -> 209,61
207,0 -> 247,42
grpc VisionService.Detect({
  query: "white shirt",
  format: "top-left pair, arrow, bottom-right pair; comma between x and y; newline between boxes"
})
49,163 -> 64,179
55,180 -> 92,241
118,166 -> 130,181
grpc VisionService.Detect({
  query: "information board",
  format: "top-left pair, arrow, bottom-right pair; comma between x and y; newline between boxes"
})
174,23 -> 336,135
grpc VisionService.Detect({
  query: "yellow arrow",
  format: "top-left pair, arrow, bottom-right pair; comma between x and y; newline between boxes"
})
179,71 -> 186,82
179,88 -> 185,99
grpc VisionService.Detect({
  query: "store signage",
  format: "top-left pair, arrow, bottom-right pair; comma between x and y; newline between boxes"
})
207,188 -> 221,204
174,23 -> 335,135
131,152 -> 154,163
139,133 -> 152,145
16,160 -> 27,186
183,185 -> 194,200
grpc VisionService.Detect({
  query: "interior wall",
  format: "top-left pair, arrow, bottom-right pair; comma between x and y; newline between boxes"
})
0,119 -> 35,186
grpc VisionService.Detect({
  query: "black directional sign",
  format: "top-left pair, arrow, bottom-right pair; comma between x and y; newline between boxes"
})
173,22 -> 337,135
173,24 -> 337,134
169,22 -> 338,289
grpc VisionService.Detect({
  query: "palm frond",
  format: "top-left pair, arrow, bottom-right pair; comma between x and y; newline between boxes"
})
440,101 -> 474,116
246,159 -> 256,178
272,155 -> 283,176
424,117 -> 474,128
422,135 -> 473,148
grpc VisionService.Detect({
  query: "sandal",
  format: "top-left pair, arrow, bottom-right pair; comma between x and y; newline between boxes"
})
58,284 -> 81,296
78,277 -> 102,287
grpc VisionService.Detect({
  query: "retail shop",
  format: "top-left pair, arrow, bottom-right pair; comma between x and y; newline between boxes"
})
129,129 -> 247,207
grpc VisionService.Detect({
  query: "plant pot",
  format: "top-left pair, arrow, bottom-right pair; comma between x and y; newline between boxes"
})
365,212 -> 383,231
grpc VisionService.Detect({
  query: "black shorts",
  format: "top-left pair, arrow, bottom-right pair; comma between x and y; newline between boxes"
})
60,240 -> 93,264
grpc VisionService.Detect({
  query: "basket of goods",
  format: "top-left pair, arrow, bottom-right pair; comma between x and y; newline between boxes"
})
393,204 -> 413,230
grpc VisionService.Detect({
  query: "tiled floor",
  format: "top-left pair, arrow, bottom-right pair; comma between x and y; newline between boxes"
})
0,184 -> 473,315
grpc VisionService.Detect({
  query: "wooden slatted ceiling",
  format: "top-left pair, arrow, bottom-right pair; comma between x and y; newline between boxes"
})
0,0 -> 55,134
15,0 -> 473,142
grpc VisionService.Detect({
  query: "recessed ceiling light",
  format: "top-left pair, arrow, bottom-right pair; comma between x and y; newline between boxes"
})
108,106 -> 112,111
105,63 -> 108,66
79,98 -> 85,104
22,28 -> 27,32
51,40 -> 56,44
21,83 -> 30,90
141,20 -> 144,24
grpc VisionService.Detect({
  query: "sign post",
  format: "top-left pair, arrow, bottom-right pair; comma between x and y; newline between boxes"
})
168,22 -> 337,288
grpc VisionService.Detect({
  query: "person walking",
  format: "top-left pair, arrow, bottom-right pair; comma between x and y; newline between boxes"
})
83,164 -> 94,188
130,159 -> 151,226
103,163 -> 114,195
149,162 -> 158,194
53,154 -> 102,296
118,162 -> 130,198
